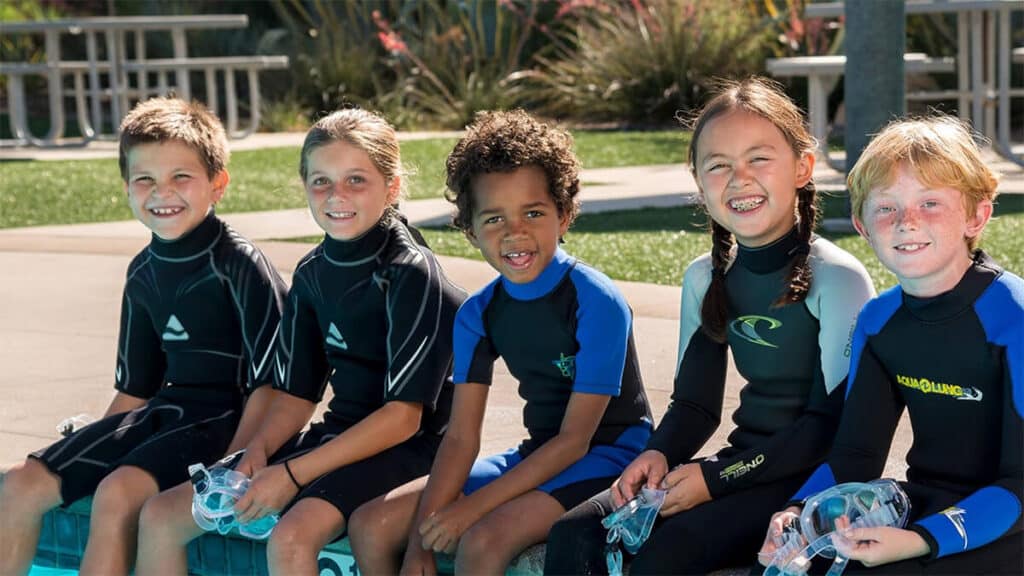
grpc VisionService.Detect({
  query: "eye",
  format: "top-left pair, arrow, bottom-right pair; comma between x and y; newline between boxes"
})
347,175 -> 366,186
750,156 -> 770,163
310,176 -> 330,187
922,200 -> 939,209
483,215 -> 503,225
706,163 -> 727,173
173,173 -> 192,181
525,210 -> 543,219
875,205 -> 894,214
133,176 -> 153,184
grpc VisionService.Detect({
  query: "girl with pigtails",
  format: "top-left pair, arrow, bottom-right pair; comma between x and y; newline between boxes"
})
544,77 -> 876,575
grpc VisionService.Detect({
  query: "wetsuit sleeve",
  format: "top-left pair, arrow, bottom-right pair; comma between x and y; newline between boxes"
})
381,254 -> 461,407
570,268 -> 631,395
452,284 -> 499,385
792,301 -> 906,501
273,276 -> 330,402
114,270 -> 165,399
217,247 -> 286,393
700,258 -> 873,497
646,257 -> 727,466
910,286 -> 1024,559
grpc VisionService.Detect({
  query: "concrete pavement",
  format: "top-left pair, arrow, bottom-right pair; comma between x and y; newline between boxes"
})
5,131 -> 1022,476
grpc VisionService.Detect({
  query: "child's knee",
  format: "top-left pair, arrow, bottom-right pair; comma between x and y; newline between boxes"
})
138,489 -> 189,538
268,516 -> 315,558
92,468 -> 156,517
456,522 -> 502,563
0,459 -> 60,511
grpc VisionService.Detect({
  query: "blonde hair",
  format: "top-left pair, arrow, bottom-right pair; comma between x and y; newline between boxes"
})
848,116 -> 999,250
299,108 -> 407,201
118,97 -> 229,182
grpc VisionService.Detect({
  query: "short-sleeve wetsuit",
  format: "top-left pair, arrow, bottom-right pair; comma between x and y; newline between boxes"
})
545,228 -> 875,575
792,251 -> 1023,574
267,214 -> 466,518
453,247 -> 653,511
33,212 -> 287,505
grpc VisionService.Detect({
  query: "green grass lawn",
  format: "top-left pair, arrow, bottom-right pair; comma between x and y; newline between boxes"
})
0,131 -> 685,229
414,197 -> 1024,294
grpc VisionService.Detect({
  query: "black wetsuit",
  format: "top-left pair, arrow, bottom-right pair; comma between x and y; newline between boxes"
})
33,212 -> 287,505
268,214 -> 465,519
793,252 -> 1023,574
545,230 -> 875,574
454,248 -> 653,510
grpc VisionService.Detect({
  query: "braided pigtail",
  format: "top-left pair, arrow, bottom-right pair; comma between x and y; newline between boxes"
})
700,220 -> 734,343
773,182 -> 818,307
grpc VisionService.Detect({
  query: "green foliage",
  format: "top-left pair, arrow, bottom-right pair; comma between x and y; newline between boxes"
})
269,0 -> 396,113
374,0 -> 559,129
521,0 -> 781,124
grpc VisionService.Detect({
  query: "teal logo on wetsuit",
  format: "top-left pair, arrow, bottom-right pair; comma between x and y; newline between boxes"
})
552,353 -> 576,379
325,322 -> 348,350
729,315 -> 781,348
162,314 -> 190,341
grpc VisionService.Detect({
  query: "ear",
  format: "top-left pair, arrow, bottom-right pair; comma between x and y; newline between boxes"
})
965,199 -> 993,240
558,209 -> 571,238
211,170 -> 230,204
794,152 -> 815,188
463,228 -> 480,249
386,175 -> 402,205
852,214 -> 871,242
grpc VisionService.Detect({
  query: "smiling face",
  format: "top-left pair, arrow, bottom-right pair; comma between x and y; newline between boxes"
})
304,140 -> 400,241
693,109 -> 813,248
854,163 -> 992,297
125,140 -> 228,241
466,166 -> 569,284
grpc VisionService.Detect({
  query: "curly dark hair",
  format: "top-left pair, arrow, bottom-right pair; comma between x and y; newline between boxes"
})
445,109 -> 581,232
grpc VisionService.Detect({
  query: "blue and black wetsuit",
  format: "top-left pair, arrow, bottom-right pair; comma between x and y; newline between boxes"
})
32,212 -> 287,505
793,251 -> 1023,574
267,213 -> 465,519
545,229 -> 875,574
454,247 -> 653,510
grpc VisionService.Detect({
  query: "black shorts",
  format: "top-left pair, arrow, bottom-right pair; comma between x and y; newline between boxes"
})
31,386 -> 241,506
269,422 -> 442,522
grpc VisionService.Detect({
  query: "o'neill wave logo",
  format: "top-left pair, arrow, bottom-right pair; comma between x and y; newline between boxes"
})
729,315 -> 781,348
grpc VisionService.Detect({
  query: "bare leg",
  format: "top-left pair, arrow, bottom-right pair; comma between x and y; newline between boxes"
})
348,475 -> 429,576
0,459 -> 63,576
267,498 -> 346,576
79,465 -> 158,576
455,490 -> 565,576
136,481 -> 203,576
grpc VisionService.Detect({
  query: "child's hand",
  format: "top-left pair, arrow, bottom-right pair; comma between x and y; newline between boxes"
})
235,447 -> 267,477
400,543 -> 438,576
418,500 -> 480,554
611,450 -> 669,507
232,463 -> 298,523
832,516 -> 930,566
757,507 -> 803,566
659,462 -> 711,516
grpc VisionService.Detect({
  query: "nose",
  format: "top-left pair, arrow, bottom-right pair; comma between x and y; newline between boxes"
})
504,215 -> 528,238
729,163 -> 752,187
895,206 -> 920,231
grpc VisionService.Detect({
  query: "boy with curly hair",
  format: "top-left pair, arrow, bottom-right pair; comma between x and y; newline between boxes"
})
349,109 -> 653,574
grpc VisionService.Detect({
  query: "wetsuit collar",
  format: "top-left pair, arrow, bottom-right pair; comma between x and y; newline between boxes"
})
902,250 -> 1000,322
734,226 -> 805,274
322,215 -> 391,266
149,211 -> 222,260
501,247 -> 575,301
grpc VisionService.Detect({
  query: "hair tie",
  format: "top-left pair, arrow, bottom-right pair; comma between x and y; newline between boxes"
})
283,460 -> 304,490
